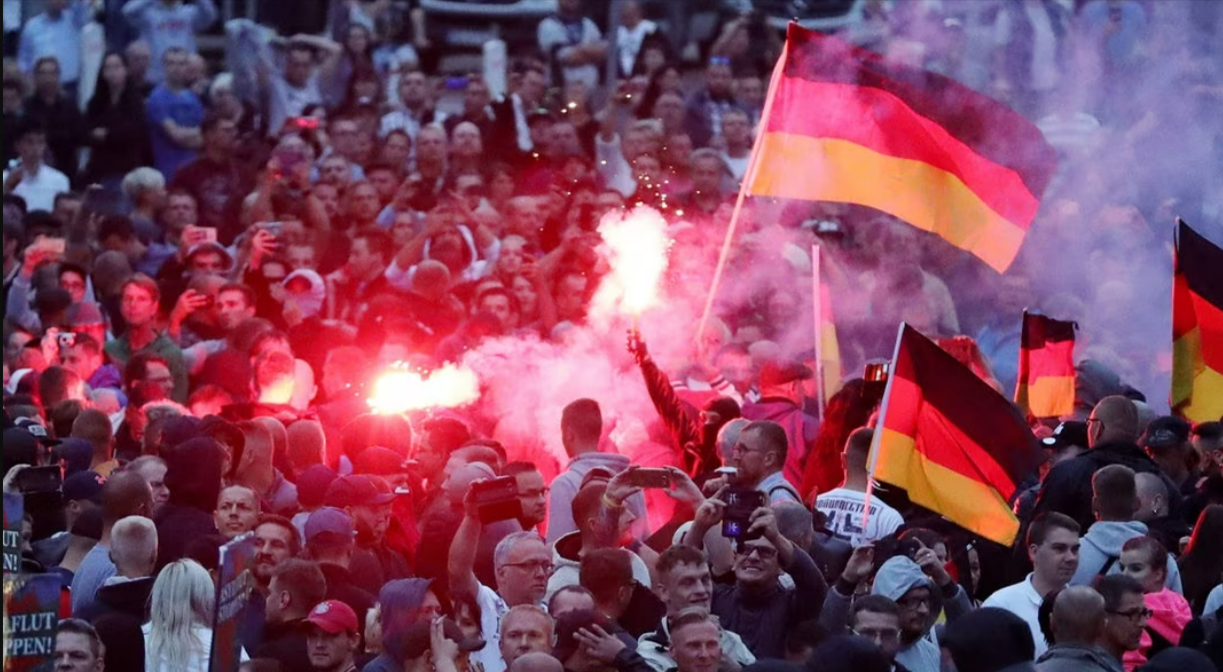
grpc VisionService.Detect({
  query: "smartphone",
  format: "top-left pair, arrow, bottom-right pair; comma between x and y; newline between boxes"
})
293,116 -> 320,130
42,237 -> 67,255
625,468 -> 671,489
197,227 -> 218,243
444,76 -> 469,91
257,221 -> 284,238
14,466 -> 63,494
57,332 -> 75,348
721,488 -> 765,540
471,476 -> 522,524
272,146 -> 307,177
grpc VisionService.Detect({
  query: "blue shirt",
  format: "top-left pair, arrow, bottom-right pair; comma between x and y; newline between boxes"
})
70,543 -> 116,615
146,84 -> 204,180
17,2 -> 92,84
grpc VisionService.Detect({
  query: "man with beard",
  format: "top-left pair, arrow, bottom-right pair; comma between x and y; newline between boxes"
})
685,499 -> 825,659
256,558 -> 328,672
323,475 -> 409,596
638,545 -> 754,672
241,514 -> 302,653
983,513 -> 1081,657
305,600 -> 361,672
505,461 -> 548,532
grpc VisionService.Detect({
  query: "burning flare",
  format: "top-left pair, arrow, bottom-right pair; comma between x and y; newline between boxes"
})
368,363 -> 480,415
595,207 -> 671,319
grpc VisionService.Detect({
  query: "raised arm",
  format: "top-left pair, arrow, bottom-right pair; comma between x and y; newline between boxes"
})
190,0 -> 219,31
448,491 -> 483,601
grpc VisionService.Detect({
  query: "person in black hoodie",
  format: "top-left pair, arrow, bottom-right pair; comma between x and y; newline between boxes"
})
940,607 -> 1037,672
1032,396 -> 1179,533
255,558 -> 328,672
77,515 -> 158,623
154,436 -> 224,571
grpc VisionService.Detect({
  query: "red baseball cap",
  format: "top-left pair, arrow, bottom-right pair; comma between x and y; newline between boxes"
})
305,600 -> 358,634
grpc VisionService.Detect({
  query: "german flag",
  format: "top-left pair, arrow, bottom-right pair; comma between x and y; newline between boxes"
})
744,24 -> 1057,273
1015,311 -> 1077,418
1171,221 -> 1223,422
868,325 -> 1044,545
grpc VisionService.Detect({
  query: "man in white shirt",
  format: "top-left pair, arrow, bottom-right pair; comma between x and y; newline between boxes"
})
982,512 -> 1081,657
3,121 -> 69,212
718,109 -> 752,185
815,428 -> 904,545
537,0 -> 606,89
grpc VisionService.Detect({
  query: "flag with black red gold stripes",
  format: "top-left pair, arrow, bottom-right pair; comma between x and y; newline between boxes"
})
1015,311 -> 1077,418
1171,220 -> 1223,422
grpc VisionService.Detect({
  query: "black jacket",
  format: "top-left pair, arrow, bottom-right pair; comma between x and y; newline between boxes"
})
76,576 -> 154,623
255,617 -> 313,672
710,546 -> 827,659
319,563 -> 375,627
1032,441 -> 1179,532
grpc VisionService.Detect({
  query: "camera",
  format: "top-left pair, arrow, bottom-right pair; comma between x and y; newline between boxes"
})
57,333 -> 75,348
470,476 -> 522,524
721,488 -> 766,540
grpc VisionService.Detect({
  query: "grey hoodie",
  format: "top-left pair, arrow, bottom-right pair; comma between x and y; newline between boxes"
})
545,452 -> 646,543
1035,643 -> 1124,672
1069,521 -> 1183,593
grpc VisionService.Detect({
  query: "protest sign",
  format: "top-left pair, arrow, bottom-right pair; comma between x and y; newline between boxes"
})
208,532 -> 256,672
3,573 -> 61,672
2,494 -> 22,575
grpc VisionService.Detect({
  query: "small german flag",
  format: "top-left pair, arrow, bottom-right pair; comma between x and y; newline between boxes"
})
744,24 -> 1057,272
868,325 -> 1044,546
1015,311 -> 1077,418
1171,220 -> 1223,422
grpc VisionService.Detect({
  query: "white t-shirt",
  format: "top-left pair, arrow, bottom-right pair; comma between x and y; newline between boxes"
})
815,487 -> 904,546
4,164 -> 70,212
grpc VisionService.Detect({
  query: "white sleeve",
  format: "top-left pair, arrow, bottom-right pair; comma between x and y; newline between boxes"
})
384,257 -> 415,291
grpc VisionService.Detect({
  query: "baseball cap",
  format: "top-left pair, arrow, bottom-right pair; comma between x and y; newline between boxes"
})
297,465 -> 339,509
1140,416 -> 1191,450
2,427 -> 40,466
67,302 -> 105,327
399,619 -> 484,659
305,507 -> 355,544
323,475 -> 395,508
1041,421 -> 1088,451
185,241 -> 233,268
758,360 -> 814,387
55,438 -> 94,476
62,471 -> 106,503
305,600 -> 359,634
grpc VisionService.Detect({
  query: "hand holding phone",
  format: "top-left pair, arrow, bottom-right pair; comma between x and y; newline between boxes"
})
624,468 -> 671,489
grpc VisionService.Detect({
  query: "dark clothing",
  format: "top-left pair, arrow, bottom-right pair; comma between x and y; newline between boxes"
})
255,618 -> 313,672
31,532 -> 68,569
75,577 -> 155,623
349,538 -> 412,597
709,546 -> 827,659
319,563 -> 376,627
1032,441 -> 1180,532
83,89 -> 151,183
1144,515 -> 1192,558
682,90 -> 741,149
1033,643 -> 1124,672
25,93 -> 84,182
169,156 -> 254,244
153,503 -> 219,571
636,354 -> 714,475
240,589 -> 267,655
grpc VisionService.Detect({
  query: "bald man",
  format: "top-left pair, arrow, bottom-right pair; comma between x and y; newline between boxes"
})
1035,587 -> 1117,670
508,652 -> 564,672
1133,472 -> 1190,554
1032,396 -> 1177,532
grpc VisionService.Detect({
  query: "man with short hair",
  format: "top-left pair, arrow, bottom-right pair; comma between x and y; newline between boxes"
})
984,512 -> 1082,656
500,605 -> 554,669
304,507 -> 375,627
24,56 -> 84,183
31,470 -> 103,569
552,609 -> 653,672
2,119 -> 69,212
257,558 -> 328,672
214,484 -> 261,539
451,519 -> 554,672
75,515 -> 158,623
686,497 -> 825,659
1034,396 -> 1176,532
1035,586 -> 1120,672
639,545 -> 754,672
63,335 -> 121,392
105,275 -> 188,402
815,428 -> 905,545
1093,575 -> 1148,669
72,409 -> 119,477
848,595 -> 904,667
549,480 -> 653,602
323,474 -> 408,595
71,472 -> 153,614
667,609 -> 722,672
54,618 -> 105,672
120,0 -> 217,82
127,456 -> 169,514
1133,472 -> 1190,555
1069,465 -> 1181,592
505,461 -> 548,531
304,599 -> 361,672
258,39 -> 333,137
18,1 -> 95,90
741,361 -> 819,492
170,114 -> 252,242
547,399 -> 645,543
723,420 -> 801,505
146,47 -> 204,179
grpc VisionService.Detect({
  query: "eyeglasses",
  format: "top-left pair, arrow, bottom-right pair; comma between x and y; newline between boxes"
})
896,594 -> 932,610
852,627 -> 900,644
1107,607 -> 1152,621
738,545 -> 778,560
519,487 -> 549,498
731,442 -> 766,457
503,561 -> 554,575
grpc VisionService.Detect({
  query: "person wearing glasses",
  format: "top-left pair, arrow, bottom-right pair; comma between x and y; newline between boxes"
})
1116,536 -> 1192,668
451,501 -> 554,672
683,496 -> 825,659
1094,574 -> 1150,668
848,595 -> 906,670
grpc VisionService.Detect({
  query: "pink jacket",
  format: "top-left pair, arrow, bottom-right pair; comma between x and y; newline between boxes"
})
1122,588 -> 1193,670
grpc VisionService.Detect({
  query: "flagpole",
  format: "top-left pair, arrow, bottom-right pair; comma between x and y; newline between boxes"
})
696,32 -> 790,345
812,244 -> 827,419
861,322 -> 907,531
1015,307 -> 1028,407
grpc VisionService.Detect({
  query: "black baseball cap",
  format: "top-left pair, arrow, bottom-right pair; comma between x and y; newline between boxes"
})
63,471 -> 106,503
1140,416 -> 1191,450
1041,421 -> 1088,452
323,475 -> 395,508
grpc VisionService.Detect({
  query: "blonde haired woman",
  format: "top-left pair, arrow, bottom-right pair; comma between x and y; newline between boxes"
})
142,559 -> 228,672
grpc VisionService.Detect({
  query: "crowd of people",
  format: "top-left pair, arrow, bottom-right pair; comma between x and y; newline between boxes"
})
3,0 -> 1223,672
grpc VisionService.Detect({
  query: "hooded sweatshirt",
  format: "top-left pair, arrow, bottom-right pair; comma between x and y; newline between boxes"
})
1069,521 -> 1183,593
1121,588 -> 1193,670
869,556 -> 974,672
547,531 -> 653,600
155,437 -> 224,570
385,224 -> 500,287
1035,643 -> 1124,672
545,452 -> 646,544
